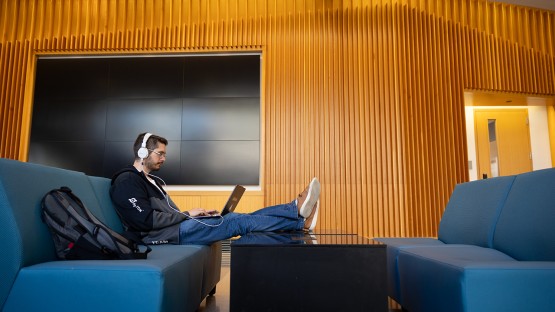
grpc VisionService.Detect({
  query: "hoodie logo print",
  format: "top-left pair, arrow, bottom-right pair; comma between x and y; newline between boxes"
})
128,198 -> 143,212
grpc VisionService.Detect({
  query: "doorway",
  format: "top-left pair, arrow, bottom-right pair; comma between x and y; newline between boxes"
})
465,91 -> 555,181
474,109 -> 532,178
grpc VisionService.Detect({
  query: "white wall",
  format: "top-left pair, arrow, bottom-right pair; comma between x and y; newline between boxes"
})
465,95 -> 552,181
528,99 -> 552,170
465,105 -> 478,181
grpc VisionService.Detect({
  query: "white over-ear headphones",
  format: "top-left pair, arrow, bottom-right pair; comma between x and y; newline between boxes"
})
137,132 -> 152,159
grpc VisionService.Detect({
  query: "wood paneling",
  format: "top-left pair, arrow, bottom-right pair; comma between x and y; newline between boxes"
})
1,0 -> 554,238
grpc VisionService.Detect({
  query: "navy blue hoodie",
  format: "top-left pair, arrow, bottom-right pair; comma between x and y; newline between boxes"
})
110,166 -> 186,244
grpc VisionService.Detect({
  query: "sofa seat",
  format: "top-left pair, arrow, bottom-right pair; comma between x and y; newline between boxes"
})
373,238 -> 445,302
3,245 -> 206,312
397,245 -> 555,312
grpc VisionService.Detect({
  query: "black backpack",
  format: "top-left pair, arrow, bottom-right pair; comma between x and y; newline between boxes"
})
41,186 -> 151,260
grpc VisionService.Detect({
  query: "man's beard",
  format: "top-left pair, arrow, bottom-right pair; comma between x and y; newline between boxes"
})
144,159 -> 162,172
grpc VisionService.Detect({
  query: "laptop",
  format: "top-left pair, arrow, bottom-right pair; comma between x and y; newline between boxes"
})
194,185 -> 246,218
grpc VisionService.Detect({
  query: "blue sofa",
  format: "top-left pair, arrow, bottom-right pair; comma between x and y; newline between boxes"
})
376,168 -> 555,312
0,158 -> 221,312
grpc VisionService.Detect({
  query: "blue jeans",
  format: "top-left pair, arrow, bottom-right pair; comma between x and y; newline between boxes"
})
179,200 -> 305,245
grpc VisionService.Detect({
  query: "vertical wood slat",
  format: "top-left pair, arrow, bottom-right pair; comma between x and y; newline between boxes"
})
0,42 -> 8,157
0,0 -> 554,239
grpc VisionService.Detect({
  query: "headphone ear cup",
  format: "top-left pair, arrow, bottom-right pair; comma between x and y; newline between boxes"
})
138,132 -> 152,159
137,147 -> 149,159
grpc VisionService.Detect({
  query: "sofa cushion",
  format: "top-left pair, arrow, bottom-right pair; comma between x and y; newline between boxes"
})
373,238 -> 444,304
438,175 -> 515,247
87,175 -> 124,232
493,168 -> 555,261
3,245 -> 206,312
397,245 -> 555,312
399,245 -> 555,312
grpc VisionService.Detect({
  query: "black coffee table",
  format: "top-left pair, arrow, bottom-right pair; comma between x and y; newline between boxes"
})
230,231 -> 387,312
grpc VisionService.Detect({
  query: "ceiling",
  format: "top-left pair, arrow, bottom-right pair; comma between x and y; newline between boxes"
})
493,0 -> 555,11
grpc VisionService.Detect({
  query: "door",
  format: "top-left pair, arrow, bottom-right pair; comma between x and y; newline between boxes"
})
475,109 -> 532,178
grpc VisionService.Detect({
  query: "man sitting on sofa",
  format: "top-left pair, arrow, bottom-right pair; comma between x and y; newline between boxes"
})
110,132 -> 320,245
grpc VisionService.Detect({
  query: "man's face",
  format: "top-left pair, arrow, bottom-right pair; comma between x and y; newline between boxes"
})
143,143 -> 167,172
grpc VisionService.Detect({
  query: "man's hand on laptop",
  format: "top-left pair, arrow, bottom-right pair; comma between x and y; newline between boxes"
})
188,208 -> 219,217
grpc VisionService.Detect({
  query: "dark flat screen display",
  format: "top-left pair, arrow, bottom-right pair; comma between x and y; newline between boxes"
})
29,54 -> 261,185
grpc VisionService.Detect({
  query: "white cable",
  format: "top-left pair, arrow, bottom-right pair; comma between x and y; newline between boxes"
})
147,173 -> 223,227
188,215 -> 224,227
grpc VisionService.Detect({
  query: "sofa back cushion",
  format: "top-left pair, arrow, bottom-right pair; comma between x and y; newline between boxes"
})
0,158 -> 105,307
87,175 -> 124,232
493,168 -> 555,261
438,175 -> 515,247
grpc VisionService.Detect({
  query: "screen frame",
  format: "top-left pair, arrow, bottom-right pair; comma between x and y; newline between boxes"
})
24,52 -> 264,190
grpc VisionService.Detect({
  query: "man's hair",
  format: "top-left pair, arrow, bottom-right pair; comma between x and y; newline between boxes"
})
133,132 -> 169,159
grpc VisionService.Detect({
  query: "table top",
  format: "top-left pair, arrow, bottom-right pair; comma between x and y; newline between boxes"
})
231,231 -> 384,247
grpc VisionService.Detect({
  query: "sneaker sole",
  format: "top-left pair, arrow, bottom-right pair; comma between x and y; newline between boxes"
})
306,200 -> 319,231
299,178 -> 320,218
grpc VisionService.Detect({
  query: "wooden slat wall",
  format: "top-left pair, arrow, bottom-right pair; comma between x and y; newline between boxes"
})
1,0 -> 554,238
